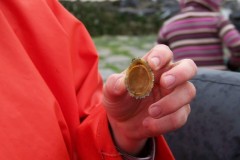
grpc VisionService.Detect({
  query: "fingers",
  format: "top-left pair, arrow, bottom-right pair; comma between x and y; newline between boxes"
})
148,81 -> 196,118
103,73 -> 126,100
143,44 -> 173,71
104,44 -> 174,99
143,104 -> 191,135
160,59 -> 197,89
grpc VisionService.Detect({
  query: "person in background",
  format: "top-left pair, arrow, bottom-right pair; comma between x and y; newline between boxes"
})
157,0 -> 240,71
0,0 -> 197,160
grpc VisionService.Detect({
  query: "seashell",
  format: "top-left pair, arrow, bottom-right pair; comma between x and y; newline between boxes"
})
125,58 -> 154,99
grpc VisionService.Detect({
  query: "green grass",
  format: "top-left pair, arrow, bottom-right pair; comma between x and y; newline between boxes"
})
93,35 -> 157,81
93,35 -> 156,58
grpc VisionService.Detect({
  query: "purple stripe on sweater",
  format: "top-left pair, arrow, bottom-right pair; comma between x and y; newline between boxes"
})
206,0 -> 220,11
169,33 -> 218,42
164,26 -> 217,38
174,45 -> 222,53
171,17 -> 219,26
223,30 -> 238,41
192,60 -> 224,66
166,17 -> 218,28
173,48 -> 223,56
166,20 -> 218,31
174,52 -> 223,60
171,42 -> 222,50
227,36 -> 240,46
224,30 -> 240,46
174,58 -> 224,66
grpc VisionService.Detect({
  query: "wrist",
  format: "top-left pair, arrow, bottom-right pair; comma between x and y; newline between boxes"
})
108,118 -> 148,155
117,138 -> 155,159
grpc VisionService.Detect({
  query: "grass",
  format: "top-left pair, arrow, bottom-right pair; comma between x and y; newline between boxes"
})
93,35 -> 157,81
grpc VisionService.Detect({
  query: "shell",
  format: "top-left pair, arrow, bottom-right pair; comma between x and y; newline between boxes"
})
125,58 -> 154,99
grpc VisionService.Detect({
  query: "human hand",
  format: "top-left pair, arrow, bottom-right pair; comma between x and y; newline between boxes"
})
103,45 -> 197,155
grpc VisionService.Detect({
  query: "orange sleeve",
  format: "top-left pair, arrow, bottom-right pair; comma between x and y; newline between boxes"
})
0,0 -> 174,159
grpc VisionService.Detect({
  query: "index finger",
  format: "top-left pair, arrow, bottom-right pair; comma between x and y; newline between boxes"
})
160,59 -> 197,90
142,44 -> 173,71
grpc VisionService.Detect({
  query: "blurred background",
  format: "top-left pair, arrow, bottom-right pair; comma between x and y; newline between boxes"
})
60,0 -> 240,81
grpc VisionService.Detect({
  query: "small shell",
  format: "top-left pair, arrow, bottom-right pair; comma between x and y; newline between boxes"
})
125,58 -> 154,99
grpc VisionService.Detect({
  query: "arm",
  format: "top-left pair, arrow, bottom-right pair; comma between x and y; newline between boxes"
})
218,16 -> 240,71
103,45 -> 197,158
52,3 -> 174,159
49,1 -> 196,159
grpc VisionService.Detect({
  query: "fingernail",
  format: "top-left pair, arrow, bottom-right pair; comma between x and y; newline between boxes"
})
150,57 -> 160,70
149,106 -> 161,117
163,75 -> 175,89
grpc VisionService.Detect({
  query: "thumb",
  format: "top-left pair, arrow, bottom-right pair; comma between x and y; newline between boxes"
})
103,73 -> 127,100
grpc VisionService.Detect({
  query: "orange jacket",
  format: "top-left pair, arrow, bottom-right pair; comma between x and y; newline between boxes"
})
0,0 -> 174,159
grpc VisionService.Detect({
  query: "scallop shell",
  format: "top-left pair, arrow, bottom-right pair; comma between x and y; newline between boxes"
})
125,58 -> 154,99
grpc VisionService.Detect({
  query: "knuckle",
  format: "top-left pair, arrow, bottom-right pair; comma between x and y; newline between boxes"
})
154,44 -> 169,50
185,58 -> 195,66
185,59 -> 198,74
145,122 -> 160,136
106,73 -> 118,83
153,44 -> 172,56
185,82 -> 197,100
170,109 -> 188,130
186,104 -> 191,115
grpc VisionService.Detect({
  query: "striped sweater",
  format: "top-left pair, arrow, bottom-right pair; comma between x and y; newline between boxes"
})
157,1 -> 240,70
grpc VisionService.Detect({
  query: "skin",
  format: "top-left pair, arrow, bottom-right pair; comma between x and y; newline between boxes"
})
103,44 -> 197,155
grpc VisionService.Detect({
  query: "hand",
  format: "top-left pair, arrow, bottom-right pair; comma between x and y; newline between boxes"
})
103,45 -> 197,155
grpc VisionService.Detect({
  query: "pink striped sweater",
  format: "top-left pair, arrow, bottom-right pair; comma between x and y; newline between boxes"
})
157,0 -> 240,70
